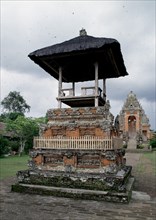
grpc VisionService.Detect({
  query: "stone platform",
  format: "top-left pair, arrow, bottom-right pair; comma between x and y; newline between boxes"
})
2,152 -> 155,220
12,163 -> 133,203
12,144 -> 134,203
12,176 -> 134,203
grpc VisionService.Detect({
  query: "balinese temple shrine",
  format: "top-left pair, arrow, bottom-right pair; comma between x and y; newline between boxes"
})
118,91 -> 151,149
12,29 -> 134,203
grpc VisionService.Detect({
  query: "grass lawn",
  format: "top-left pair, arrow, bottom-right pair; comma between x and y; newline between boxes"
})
136,151 -> 156,174
143,150 -> 156,164
143,151 -> 156,172
0,155 -> 30,180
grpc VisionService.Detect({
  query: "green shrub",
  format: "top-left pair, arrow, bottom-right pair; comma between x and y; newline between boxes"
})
137,145 -> 144,149
123,145 -> 127,149
0,136 -> 10,156
8,140 -> 19,152
150,139 -> 156,149
24,140 -> 33,154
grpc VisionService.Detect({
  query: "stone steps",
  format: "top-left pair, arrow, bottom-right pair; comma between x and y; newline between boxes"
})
127,139 -> 137,149
12,177 -> 135,204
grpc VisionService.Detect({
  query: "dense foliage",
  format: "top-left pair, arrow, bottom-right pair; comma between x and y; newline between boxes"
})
150,132 -> 156,149
0,136 -> 10,156
0,91 -> 47,156
0,112 -> 24,122
6,116 -> 40,155
0,115 -> 47,156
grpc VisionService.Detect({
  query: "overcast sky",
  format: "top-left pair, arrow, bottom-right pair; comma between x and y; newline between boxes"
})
1,0 -> 155,130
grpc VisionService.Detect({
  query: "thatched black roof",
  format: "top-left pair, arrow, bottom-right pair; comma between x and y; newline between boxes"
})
28,34 -> 128,82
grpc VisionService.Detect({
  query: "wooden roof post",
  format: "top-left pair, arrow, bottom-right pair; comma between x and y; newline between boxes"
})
72,82 -> 75,96
94,62 -> 99,107
58,66 -> 62,108
103,78 -> 106,102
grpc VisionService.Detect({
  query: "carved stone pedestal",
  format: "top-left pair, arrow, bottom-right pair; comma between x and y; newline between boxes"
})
12,148 -> 134,203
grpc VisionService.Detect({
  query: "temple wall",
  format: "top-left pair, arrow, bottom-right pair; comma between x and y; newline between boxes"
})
43,127 -> 108,138
42,107 -> 114,138
30,149 -> 125,170
32,106 -> 124,171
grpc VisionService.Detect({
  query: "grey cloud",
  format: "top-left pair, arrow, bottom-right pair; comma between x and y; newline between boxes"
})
106,73 -> 155,103
1,1 -> 155,129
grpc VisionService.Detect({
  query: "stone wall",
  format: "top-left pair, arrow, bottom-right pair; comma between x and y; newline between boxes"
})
42,107 -> 114,138
29,149 -> 125,170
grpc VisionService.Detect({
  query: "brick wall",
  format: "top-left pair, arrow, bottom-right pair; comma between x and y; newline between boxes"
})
31,149 -> 125,169
43,127 -> 108,138
66,128 -> 79,137
42,107 -> 114,138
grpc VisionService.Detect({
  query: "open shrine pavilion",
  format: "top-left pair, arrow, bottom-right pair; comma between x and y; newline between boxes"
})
12,30 -> 134,203
29,29 -> 128,108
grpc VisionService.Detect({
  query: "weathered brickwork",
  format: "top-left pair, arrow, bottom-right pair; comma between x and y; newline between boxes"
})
66,128 -> 79,137
42,106 -> 114,138
15,104 -> 132,203
29,149 -> 125,170
33,155 -> 43,165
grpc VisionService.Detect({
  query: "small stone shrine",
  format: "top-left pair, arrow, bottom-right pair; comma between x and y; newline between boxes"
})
118,91 -> 151,149
12,30 -> 134,203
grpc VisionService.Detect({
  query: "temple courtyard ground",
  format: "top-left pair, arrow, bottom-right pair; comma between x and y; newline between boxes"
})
0,152 -> 156,220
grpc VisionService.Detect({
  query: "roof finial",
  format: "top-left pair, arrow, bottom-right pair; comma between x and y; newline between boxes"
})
79,28 -> 87,36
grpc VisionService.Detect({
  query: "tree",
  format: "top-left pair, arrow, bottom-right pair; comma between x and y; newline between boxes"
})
6,116 -> 39,156
0,135 -> 10,156
1,91 -> 30,114
0,112 -> 24,122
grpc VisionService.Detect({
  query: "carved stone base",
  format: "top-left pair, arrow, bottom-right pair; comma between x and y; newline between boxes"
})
12,176 -> 134,203
12,165 -> 134,203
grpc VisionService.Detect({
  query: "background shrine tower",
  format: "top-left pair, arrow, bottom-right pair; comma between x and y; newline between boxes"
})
118,91 -> 151,148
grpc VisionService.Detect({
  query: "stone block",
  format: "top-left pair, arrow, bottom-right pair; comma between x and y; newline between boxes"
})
101,158 -> 114,166
63,156 -> 76,167
33,155 -> 43,165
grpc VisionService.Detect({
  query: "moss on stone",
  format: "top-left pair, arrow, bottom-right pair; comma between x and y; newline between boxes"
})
11,183 -> 130,203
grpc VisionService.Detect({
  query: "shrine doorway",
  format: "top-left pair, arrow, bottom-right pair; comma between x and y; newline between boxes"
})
128,116 -> 136,139
142,130 -> 147,141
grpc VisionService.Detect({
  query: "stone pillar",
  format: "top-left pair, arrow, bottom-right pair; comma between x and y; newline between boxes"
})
136,114 -> 140,132
125,114 -> 129,132
58,67 -> 62,108
94,62 -> 99,107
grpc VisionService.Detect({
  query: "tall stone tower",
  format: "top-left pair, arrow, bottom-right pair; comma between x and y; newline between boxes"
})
118,91 -> 151,147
